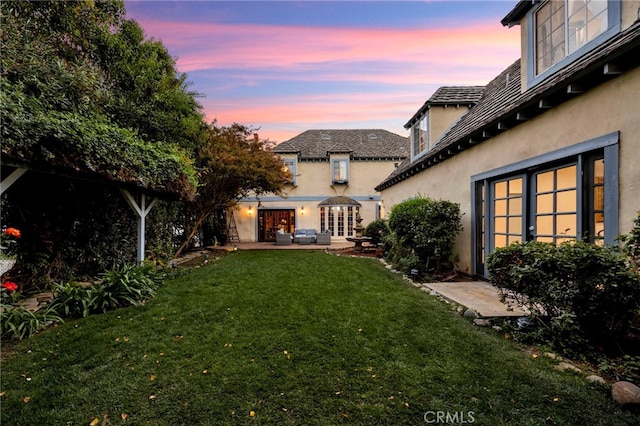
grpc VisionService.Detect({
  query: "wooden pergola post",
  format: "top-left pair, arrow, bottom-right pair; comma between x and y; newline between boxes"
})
121,189 -> 158,264
0,167 -> 27,196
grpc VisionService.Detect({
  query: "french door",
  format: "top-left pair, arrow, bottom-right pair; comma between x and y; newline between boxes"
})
475,153 -> 607,276
257,209 -> 295,242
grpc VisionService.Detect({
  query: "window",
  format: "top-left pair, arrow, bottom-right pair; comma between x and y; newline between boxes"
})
332,159 -> 349,184
282,159 -> 297,185
529,0 -> 619,84
320,205 -> 358,238
472,133 -> 619,277
412,115 -> 428,158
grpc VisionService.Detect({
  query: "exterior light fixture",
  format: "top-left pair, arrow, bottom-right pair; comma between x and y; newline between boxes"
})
301,206 -> 305,215
247,207 -> 253,215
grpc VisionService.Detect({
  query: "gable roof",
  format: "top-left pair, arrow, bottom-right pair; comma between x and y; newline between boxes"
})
274,129 -> 409,161
376,21 -> 640,191
405,86 -> 486,128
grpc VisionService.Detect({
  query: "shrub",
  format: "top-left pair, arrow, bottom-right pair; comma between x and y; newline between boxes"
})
48,281 -> 94,318
619,211 -> 640,270
0,306 -> 62,340
49,264 -> 165,318
364,219 -> 390,245
487,240 -> 640,354
386,196 -> 462,273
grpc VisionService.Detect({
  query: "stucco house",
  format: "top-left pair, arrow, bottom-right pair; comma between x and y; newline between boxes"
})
236,129 -> 409,243
376,0 -> 640,278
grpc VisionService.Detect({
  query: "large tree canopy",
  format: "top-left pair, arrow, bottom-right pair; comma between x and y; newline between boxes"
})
175,122 -> 290,257
1,1 -> 289,285
1,0 -> 199,199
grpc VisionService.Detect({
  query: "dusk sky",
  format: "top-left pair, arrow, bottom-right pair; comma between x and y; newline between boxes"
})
124,1 -> 521,143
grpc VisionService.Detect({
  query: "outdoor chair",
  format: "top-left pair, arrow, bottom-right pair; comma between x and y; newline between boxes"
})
275,232 -> 292,246
316,230 -> 331,245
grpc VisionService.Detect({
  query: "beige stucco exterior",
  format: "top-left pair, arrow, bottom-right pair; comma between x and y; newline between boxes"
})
381,56 -> 640,276
429,105 -> 471,146
235,156 -> 405,242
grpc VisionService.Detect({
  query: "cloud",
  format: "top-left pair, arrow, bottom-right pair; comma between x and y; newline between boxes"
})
130,16 -> 520,142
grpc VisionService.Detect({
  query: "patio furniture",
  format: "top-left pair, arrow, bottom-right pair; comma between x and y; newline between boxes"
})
298,236 -> 314,245
293,229 -> 317,244
316,230 -> 331,245
275,232 -> 292,246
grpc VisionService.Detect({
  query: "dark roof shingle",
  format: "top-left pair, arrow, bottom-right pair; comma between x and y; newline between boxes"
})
274,129 -> 409,160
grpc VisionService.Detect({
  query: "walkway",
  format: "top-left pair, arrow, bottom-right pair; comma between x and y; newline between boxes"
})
423,281 -> 527,318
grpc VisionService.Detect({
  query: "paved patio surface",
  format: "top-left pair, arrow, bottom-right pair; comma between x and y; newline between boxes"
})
233,241 -> 353,250
424,281 -> 527,318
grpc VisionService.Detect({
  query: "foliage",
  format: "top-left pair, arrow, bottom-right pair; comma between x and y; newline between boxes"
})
48,264 -> 164,319
364,219 -> 390,244
174,123 -> 290,257
487,240 -> 640,355
0,306 -> 62,341
1,0 -> 205,284
619,211 -> 640,270
385,196 -> 462,273
2,250 -> 638,425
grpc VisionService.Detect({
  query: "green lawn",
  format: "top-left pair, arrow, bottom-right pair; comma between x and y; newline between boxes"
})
1,250 -> 636,425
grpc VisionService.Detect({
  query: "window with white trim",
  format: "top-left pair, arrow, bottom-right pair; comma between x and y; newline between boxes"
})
332,159 -> 349,184
282,158 -> 297,185
411,115 -> 429,158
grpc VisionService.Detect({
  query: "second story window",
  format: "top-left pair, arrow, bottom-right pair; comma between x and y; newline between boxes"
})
282,159 -> 297,185
535,0 -> 610,75
412,115 -> 428,158
332,159 -> 349,184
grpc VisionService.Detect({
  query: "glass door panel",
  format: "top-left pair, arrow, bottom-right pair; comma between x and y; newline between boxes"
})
534,165 -> 577,244
492,177 -> 524,250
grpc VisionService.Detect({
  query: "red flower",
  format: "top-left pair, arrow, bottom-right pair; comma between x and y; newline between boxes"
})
2,281 -> 18,292
3,228 -> 21,238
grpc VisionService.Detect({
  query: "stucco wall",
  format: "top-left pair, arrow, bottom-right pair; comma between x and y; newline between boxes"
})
380,66 -> 640,274
430,105 -> 470,145
236,158 -> 404,242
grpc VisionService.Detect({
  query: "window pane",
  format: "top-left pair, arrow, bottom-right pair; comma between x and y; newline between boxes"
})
495,234 -> 507,248
508,235 -> 522,245
537,171 -> 554,192
508,198 -> 522,215
557,189 -> 577,212
509,217 -> 522,233
537,193 -> 554,214
556,165 -> 577,189
510,178 -> 523,195
495,217 -> 507,234
537,215 -> 554,236
495,181 -> 507,198
495,199 -> 507,216
556,214 -> 577,237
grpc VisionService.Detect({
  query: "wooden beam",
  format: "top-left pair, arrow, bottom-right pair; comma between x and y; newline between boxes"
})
516,112 -> 529,121
604,63 -> 622,75
0,167 -> 27,195
498,122 -> 509,130
538,99 -> 553,109
566,83 -> 584,94
482,130 -> 492,138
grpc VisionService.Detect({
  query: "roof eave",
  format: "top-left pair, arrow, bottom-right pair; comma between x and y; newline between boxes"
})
501,0 -> 539,27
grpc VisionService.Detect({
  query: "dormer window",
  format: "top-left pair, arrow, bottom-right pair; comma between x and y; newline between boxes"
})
332,159 -> 349,184
528,0 -> 619,85
411,114 -> 429,158
282,158 -> 297,185
535,0 -> 608,75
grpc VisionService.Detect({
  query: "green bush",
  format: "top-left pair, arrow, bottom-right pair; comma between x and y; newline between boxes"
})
49,264 -> 165,319
0,305 -> 62,340
364,219 -> 390,245
386,196 -> 462,273
487,240 -> 640,354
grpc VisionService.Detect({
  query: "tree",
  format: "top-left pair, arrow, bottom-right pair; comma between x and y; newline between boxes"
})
174,123 -> 290,257
1,1 -> 202,286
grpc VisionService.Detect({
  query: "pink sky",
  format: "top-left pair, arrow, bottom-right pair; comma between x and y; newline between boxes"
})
126,1 -> 521,143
